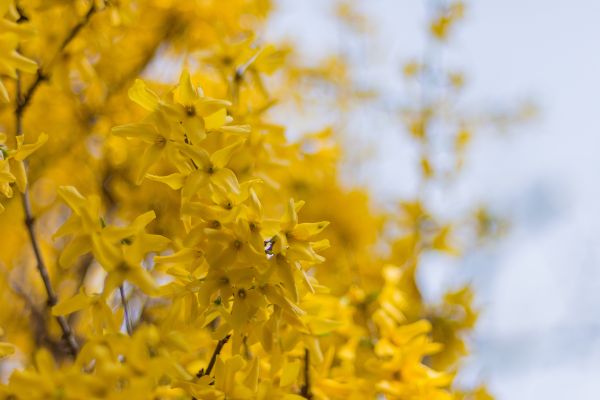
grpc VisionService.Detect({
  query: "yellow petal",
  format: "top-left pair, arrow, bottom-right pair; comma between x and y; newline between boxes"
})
101,269 -> 126,299
204,108 -> 227,130
138,234 -> 170,252
230,300 -> 247,329
295,200 -> 306,214
307,318 -> 342,335
10,50 -> 37,74
291,221 -> 329,241
310,239 -> 330,252
128,79 -> 159,111
136,143 -> 164,184
34,348 -> 55,375
126,267 -> 159,295
280,359 -> 301,387
432,225 -> 460,256
175,69 -> 198,105
181,171 -> 209,200
155,248 -> 198,265
131,210 -> 157,229
0,168 -> 9,186
281,199 -> 298,231
243,357 -> 259,391
59,235 -> 91,268
146,173 -> 185,190
91,234 -> 121,270
211,168 -> 240,194
57,186 -> 87,212
52,290 -> 95,316
277,260 -> 299,303
178,144 -> 211,168
210,140 -> 244,169
8,158 -> 26,191
13,132 -> 47,161
111,123 -> 157,142
182,116 -> 206,144
287,242 -> 324,263
219,125 -> 252,134
195,97 -> 231,116
0,18 -> 35,37
53,215 -> 82,240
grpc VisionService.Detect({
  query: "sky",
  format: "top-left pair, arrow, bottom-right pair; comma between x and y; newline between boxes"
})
266,1 -> 600,399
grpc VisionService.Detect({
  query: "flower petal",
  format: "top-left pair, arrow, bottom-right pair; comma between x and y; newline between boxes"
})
128,79 -> 159,111
13,132 -> 47,161
59,235 -> 91,268
175,69 -> 198,105
210,140 -> 244,169
146,173 -> 185,190
52,289 -> 95,316
111,123 -> 157,143
136,143 -> 164,184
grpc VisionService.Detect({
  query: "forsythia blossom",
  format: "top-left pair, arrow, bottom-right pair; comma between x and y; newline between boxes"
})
0,1 -> 499,399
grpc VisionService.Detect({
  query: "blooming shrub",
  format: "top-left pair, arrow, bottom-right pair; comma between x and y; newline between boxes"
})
0,1 -> 496,399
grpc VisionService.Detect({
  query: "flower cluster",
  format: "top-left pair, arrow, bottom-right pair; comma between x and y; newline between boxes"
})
0,132 -> 46,212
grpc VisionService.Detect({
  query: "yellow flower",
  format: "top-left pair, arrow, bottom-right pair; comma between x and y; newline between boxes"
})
0,131 -> 46,211
266,199 -> 329,301
112,108 -> 180,184
52,287 -> 120,334
55,186 -> 169,295
148,138 -> 246,201
0,5 -> 36,102
164,69 -> 233,144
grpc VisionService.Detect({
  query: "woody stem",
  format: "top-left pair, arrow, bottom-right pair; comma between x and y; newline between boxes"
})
13,1 -> 99,358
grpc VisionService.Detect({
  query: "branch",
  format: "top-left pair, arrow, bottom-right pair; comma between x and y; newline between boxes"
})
15,2 -> 97,118
21,191 -> 79,357
197,334 -> 231,378
13,1 -> 100,358
300,348 -> 312,399
59,3 -> 97,53
119,285 -> 133,335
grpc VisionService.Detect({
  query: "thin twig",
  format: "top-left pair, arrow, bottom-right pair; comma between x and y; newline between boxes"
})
13,1 -> 100,358
21,190 -> 79,356
15,2 -> 97,118
300,348 -> 312,399
59,3 -> 96,52
119,285 -> 133,335
197,334 -> 231,378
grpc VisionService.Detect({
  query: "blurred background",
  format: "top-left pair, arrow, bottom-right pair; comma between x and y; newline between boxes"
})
265,1 -> 600,399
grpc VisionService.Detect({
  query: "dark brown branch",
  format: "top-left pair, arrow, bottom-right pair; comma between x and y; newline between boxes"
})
21,191 -> 79,356
15,2 -> 97,118
15,70 -> 47,121
13,1 -> 100,358
59,3 -> 96,52
119,285 -> 133,335
3,272 -> 73,359
197,334 -> 231,378
300,348 -> 312,399
14,4 -> 28,23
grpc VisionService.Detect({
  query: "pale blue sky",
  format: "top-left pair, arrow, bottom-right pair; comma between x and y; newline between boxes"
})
267,1 -> 600,399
